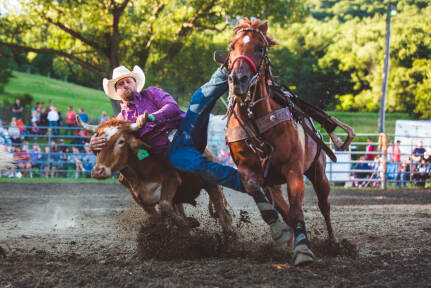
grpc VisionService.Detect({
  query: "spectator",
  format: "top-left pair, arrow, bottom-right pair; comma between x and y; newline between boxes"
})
0,120 -> 12,146
55,147 -> 68,177
396,157 -> 411,188
82,143 -> 96,176
392,140 -> 401,163
29,122 -> 40,137
8,118 -> 22,144
78,108 -> 88,123
72,129 -> 90,149
365,137 -> 376,161
353,155 -> 371,187
40,146 -> 56,178
56,106 -> 63,127
99,111 -> 109,123
69,147 -> 85,179
12,98 -> 24,119
412,140 -> 426,162
65,106 -> 77,136
39,108 -> 49,135
29,144 -> 42,176
47,105 -> 60,135
15,146 -> 31,177
31,106 -> 40,124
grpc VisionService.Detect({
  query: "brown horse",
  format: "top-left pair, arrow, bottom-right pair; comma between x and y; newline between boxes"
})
225,18 -> 338,266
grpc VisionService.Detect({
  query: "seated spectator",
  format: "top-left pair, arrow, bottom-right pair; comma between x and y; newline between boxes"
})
29,144 -> 42,176
69,147 -> 85,179
396,157 -> 412,188
40,146 -> 54,178
0,120 -> 12,146
353,155 -> 371,187
15,146 -> 31,178
415,158 -> 429,187
72,129 -> 90,150
82,143 -> 96,176
412,140 -> 426,162
8,118 -> 22,144
29,121 -> 40,137
99,111 -> 109,123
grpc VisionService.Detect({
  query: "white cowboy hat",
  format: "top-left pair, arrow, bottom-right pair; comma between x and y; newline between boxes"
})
103,65 -> 145,101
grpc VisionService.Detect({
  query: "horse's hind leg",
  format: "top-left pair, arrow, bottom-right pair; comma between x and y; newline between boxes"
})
305,158 -> 337,244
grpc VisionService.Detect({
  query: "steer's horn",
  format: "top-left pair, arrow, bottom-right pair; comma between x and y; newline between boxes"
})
76,115 -> 98,133
129,123 -> 139,131
328,116 -> 356,150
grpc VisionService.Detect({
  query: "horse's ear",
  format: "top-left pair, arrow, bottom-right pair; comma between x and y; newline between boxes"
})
259,21 -> 268,35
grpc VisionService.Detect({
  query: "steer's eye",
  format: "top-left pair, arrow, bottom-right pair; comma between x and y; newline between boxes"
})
117,139 -> 125,146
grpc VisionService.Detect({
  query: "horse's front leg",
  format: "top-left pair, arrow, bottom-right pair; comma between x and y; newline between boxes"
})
281,165 -> 314,266
238,165 -> 292,245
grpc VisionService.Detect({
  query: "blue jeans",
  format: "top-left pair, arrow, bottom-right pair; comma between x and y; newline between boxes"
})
167,67 -> 244,192
49,121 -> 58,135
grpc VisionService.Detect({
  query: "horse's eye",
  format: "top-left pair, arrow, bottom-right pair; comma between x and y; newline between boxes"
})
256,46 -> 265,54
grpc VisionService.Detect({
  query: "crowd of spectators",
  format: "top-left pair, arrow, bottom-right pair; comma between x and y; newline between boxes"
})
352,139 -> 431,187
0,98 -> 108,179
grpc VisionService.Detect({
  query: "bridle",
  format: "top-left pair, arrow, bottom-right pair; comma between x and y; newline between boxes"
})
226,27 -> 274,118
225,27 -> 275,177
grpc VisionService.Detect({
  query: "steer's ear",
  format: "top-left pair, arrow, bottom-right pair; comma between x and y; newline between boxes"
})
128,136 -> 152,154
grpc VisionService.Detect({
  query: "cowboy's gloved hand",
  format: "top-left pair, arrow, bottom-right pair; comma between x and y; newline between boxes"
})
90,134 -> 106,152
136,111 -> 151,129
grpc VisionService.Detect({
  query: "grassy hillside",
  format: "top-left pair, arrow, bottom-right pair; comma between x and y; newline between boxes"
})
1,71 -> 111,119
1,71 -> 413,133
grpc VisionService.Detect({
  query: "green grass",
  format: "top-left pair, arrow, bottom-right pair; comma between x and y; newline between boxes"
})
1,71 -> 112,118
1,71 -> 414,133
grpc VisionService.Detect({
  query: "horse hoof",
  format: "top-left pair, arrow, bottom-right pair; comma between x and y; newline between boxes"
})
293,243 -> 315,266
185,217 -> 200,228
270,220 -> 293,245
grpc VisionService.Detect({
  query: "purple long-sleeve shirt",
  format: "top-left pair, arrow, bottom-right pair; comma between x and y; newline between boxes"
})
117,86 -> 185,154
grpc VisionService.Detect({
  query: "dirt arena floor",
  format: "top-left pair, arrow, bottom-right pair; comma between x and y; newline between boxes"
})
1,182 -> 430,287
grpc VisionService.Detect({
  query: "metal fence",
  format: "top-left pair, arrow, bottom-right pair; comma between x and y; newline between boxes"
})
323,133 -> 431,189
1,124 -> 431,189
0,125 -> 96,179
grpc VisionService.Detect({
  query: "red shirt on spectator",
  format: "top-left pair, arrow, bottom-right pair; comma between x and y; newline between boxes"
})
66,110 -> 77,125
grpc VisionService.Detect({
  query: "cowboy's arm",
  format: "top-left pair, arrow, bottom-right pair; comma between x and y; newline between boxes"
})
146,87 -> 182,122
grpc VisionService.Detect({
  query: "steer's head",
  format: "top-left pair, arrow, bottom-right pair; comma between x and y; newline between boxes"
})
77,117 -> 150,179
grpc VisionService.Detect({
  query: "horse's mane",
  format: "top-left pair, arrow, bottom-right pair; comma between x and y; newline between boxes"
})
232,18 -> 277,47
97,118 -> 130,134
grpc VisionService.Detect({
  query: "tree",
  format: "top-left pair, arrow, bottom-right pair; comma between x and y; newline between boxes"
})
0,0 -> 306,114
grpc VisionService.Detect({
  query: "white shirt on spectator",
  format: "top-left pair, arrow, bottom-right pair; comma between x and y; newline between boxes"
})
47,110 -> 59,122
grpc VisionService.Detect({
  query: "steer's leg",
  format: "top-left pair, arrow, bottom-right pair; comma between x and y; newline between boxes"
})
118,173 -> 157,215
159,171 -> 189,228
204,182 -> 234,238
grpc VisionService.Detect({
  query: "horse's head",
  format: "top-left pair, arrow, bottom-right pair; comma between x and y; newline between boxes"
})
227,18 -> 276,98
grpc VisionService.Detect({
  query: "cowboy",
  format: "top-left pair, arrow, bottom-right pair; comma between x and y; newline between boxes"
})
89,65 -> 185,157
90,65 -> 291,244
